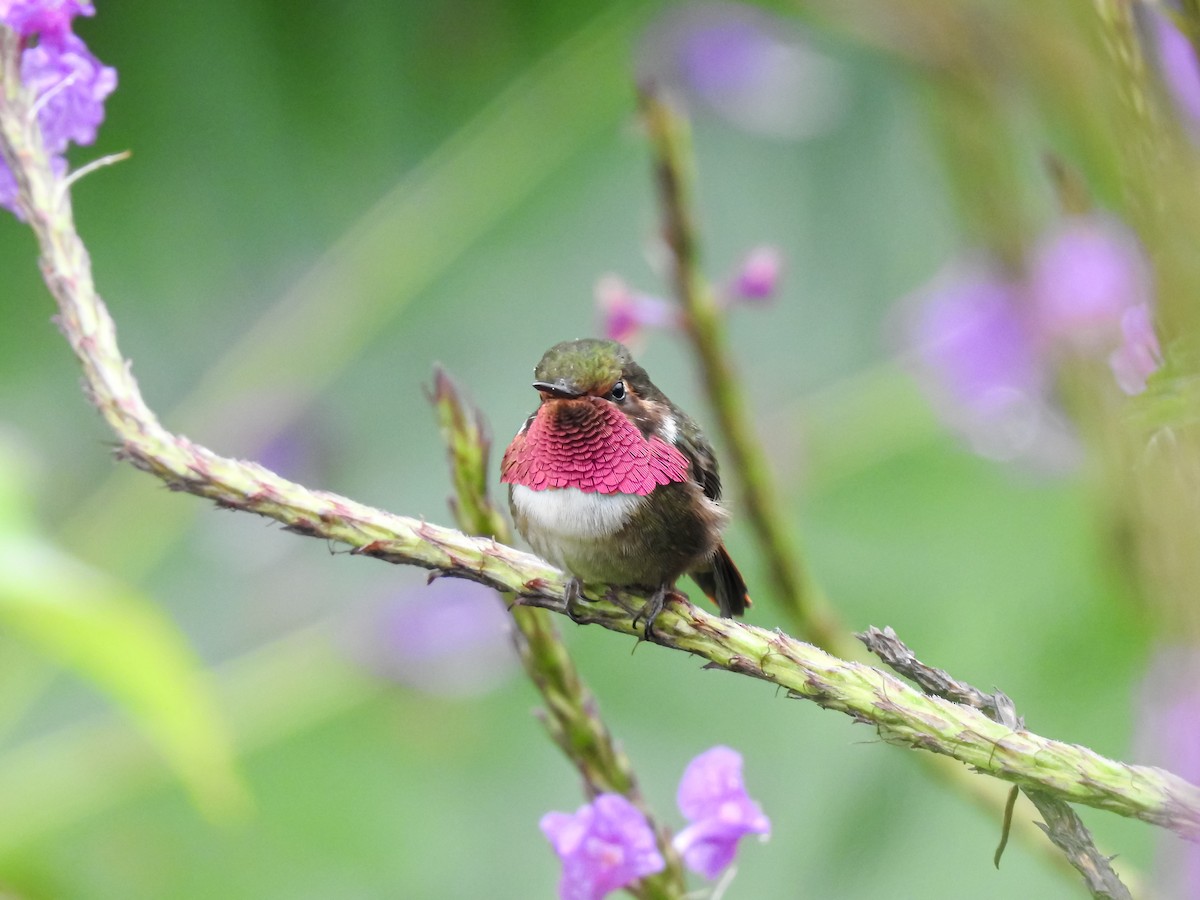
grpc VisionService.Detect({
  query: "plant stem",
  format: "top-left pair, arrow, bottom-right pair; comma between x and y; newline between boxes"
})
636,87 -> 845,654
428,368 -> 685,898
633,85 -> 1103,883
860,627 -> 1136,900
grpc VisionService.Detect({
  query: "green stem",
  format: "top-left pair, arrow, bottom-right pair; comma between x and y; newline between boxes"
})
633,85 -> 1101,886
428,369 -> 685,898
861,627 -> 1136,900
637,87 -> 844,654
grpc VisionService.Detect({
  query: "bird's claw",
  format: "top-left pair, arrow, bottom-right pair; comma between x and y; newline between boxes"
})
632,585 -> 674,644
564,577 -> 587,624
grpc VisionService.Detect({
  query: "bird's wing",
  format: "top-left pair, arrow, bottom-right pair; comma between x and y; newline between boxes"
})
673,412 -> 722,502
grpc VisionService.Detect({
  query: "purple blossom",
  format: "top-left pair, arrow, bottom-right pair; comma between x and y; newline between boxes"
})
1136,646 -> 1200,897
908,266 -> 1088,468
1152,10 -> 1200,128
0,0 -> 92,40
356,578 -> 516,697
907,214 -> 1159,464
676,10 -> 775,99
595,275 -> 677,345
637,2 -> 846,139
1025,213 -> 1161,395
729,245 -> 782,302
1109,303 -> 1163,395
21,31 -> 115,154
1028,216 -> 1151,343
912,259 -> 1046,439
672,746 -> 770,880
595,248 -> 782,346
0,2 -> 114,216
0,163 -> 15,212
540,793 -> 666,900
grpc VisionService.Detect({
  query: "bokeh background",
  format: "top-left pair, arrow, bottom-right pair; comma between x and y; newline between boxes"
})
0,0 -> 1193,897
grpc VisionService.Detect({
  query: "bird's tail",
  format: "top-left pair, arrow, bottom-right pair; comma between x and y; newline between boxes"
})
691,545 -> 751,618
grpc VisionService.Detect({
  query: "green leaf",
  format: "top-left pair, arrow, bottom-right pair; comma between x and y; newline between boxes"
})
0,530 -> 248,820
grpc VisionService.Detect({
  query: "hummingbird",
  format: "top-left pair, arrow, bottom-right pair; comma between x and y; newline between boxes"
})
500,338 -> 750,633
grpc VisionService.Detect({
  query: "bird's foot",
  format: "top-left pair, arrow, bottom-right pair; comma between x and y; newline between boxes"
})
632,585 -> 679,644
563,577 -> 588,624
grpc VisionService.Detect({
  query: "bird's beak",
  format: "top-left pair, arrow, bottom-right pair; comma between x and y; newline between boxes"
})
533,380 -> 583,400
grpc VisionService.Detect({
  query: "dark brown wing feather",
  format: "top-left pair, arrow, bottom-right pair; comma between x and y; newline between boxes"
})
671,411 -> 748,615
672,411 -> 722,501
690,544 -> 751,617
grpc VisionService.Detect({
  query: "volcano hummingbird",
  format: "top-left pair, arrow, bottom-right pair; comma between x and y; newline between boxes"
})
500,339 -> 750,632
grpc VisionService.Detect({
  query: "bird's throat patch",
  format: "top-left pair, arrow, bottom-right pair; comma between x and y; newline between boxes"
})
501,398 -> 689,496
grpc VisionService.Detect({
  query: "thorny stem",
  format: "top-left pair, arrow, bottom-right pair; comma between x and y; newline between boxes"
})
634,85 -> 1104,885
2,23 -> 1195,884
860,627 -> 1136,900
637,86 -> 844,654
427,368 -> 685,898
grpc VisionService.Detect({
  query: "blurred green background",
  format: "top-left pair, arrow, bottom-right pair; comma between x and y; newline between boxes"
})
0,1 -> 1167,897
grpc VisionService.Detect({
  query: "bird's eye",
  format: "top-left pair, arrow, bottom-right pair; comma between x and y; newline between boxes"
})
609,381 -> 626,402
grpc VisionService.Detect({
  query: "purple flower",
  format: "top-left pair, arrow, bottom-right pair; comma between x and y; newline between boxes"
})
1028,216 -> 1151,343
0,5 -> 115,217
677,10 -> 776,99
1152,10 -> 1200,128
906,214 -> 1160,462
905,259 -> 1088,466
672,746 -> 770,880
596,248 -> 781,347
0,0 -> 93,40
907,261 -> 1056,456
0,163 -> 16,213
595,275 -> 677,345
1109,303 -> 1163,395
541,793 -> 666,900
21,31 -> 116,154
728,245 -> 782,302
356,578 -> 516,697
1136,646 -> 1200,897
637,2 -> 845,139
1026,214 -> 1161,394
912,264 -> 1042,409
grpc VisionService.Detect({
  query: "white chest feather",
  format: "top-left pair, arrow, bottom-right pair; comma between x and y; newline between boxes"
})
511,485 -> 640,539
